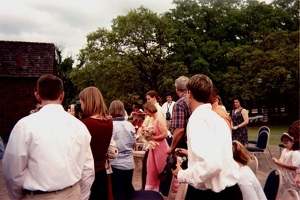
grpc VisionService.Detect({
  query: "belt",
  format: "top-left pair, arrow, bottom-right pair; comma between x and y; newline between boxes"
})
24,189 -> 54,195
24,182 -> 78,195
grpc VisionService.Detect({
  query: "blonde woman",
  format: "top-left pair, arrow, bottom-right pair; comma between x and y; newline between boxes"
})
79,86 -> 113,200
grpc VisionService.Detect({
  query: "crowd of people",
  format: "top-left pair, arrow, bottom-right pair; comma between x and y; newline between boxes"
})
0,73 -> 299,200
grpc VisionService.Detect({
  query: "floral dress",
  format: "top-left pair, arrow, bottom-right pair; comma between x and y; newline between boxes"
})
231,108 -> 248,145
278,149 -> 300,195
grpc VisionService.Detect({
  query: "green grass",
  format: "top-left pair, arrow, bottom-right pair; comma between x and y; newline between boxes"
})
248,123 -> 290,146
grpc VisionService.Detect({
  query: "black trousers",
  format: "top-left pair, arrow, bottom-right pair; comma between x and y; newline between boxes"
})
142,150 -> 149,190
89,169 -> 108,200
185,183 -> 243,200
111,167 -> 134,200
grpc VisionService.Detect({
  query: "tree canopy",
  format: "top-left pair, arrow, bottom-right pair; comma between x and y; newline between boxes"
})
68,0 -> 299,119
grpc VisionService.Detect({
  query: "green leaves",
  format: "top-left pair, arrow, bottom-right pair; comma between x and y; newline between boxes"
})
67,0 -> 298,118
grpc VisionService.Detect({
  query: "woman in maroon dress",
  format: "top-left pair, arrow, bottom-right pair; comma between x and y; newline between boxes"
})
79,86 -> 113,200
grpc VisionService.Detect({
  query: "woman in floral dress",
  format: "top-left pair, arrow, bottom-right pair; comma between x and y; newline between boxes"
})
231,97 -> 249,145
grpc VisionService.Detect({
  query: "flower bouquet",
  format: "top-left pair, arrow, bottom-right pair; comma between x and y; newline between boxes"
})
141,126 -> 154,137
136,126 -> 159,150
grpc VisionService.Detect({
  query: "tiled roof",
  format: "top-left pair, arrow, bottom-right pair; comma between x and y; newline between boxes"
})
0,41 -> 56,77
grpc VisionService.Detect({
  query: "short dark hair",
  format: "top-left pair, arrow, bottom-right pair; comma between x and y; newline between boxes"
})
165,92 -> 172,97
233,97 -> 245,107
37,74 -> 63,100
186,74 -> 213,103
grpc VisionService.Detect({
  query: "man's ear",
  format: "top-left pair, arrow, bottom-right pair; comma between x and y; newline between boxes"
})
34,92 -> 42,102
59,92 -> 65,101
187,90 -> 192,99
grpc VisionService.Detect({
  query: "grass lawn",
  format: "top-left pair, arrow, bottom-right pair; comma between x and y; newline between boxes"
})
248,122 -> 290,146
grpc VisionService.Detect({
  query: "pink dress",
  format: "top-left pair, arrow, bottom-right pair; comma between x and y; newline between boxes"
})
145,118 -> 168,191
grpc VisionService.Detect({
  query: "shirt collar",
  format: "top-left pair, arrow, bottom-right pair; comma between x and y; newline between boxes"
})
194,103 -> 212,112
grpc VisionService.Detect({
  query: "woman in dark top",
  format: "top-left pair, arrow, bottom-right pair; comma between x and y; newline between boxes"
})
79,86 -> 113,200
231,97 -> 249,146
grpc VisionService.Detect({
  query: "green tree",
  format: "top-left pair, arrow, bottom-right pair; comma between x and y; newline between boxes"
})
71,6 -> 187,106
223,30 -> 299,119
69,0 -> 299,120
55,47 -> 77,108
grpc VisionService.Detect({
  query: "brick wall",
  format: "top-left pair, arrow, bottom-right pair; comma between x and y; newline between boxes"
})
0,77 -> 38,143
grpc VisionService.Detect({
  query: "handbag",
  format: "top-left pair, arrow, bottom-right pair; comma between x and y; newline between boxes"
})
166,104 -> 171,120
107,138 -> 118,159
158,155 -> 174,196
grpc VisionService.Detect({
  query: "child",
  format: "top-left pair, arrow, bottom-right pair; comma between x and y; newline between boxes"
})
128,103 -> 144,133
232,140 -> 267,200
272,131 -> 300,195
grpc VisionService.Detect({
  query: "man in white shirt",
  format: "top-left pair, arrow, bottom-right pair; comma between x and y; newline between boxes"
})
3,74 -> 95,200
162,92 -> 176,120
171,74 -> 242,199
162,92 -> 176,131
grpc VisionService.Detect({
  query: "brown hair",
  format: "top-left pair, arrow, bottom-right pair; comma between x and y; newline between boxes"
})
217,95 -> 223,106
109,100 -> 126,118
37,74 -> 63,100
232,140 -> 250,165
146,90 -> 163,105
79,86 -> 111,120
143,102 -> 157,114
186,74 -> 213,103
208,87 -> 218,104
287,120 -> 300,150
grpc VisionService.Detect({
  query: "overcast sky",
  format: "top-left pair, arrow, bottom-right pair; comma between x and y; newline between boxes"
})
0,0 -> 271,59
0,0 -> 176,58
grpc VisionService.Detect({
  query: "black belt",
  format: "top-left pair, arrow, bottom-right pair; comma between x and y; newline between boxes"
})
24,183 -> 77,195
24,189 -> 56,195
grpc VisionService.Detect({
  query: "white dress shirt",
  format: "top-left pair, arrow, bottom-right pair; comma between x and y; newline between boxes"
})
3,104 -> 95,200
238,165 -> 267,200
162,101 -> 175,118
177,103 -> 240,192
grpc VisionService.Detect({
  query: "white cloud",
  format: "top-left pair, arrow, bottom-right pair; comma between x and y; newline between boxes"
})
0,0 -> 272,58
0,0 -> 175,58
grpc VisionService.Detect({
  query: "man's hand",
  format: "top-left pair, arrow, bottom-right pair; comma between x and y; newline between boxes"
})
175,148 -> 188,157
171,156 -> 183,178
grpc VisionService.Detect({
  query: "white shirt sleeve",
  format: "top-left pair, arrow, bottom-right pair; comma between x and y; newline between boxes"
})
2,122 -> 28,199
79,145 -> 95,200
178,116 -> 223,187
238,166 -> 267,200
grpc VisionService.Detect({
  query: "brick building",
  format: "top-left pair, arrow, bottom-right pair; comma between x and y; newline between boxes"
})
0,41 -> 56,143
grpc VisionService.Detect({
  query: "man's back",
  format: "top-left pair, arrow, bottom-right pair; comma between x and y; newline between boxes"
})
3,104 -> 94,199
183,104 -> 239,191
